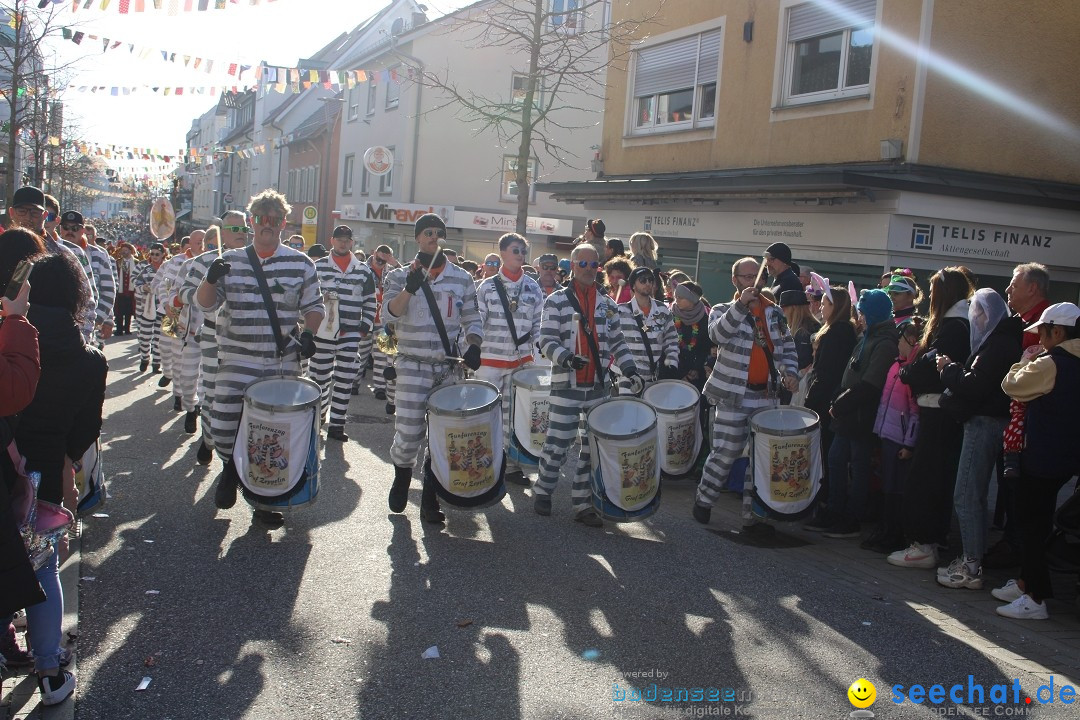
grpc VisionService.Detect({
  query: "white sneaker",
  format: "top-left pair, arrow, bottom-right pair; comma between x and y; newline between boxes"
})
887,542 -> 938,569
937,556 -> 965,577
38,670 -> 76,706
995,594 -> 1048,620
937,562 -> 983,589
991,579 -> 1024,603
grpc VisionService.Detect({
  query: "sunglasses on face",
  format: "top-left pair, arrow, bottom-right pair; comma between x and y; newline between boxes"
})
223,224 -> 252,234
485,260 -> 500,267
421,229 -> 446,239
539,264 -> 557,271
577,261 -> 600,269
506,247 -> 525,255
637,277 -> 656,284
46,212 -> 58,222
252,215 -> 283,226
373,257 -> 386,265
60,224 -> 82,232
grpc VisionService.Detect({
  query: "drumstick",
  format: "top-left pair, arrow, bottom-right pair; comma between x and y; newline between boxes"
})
753,255 -> 768,288
570,312 -> 580,390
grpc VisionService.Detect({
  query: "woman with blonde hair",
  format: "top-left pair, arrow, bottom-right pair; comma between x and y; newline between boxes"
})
628,232 -> 658,271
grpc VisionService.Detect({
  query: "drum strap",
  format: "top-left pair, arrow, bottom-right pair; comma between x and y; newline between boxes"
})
563,289 -> 606,386
625,303 -> 656,375
246,245 -> 289,358
419,280 -> 456,358
749,313 -> 781,391
492,277 -> 531,347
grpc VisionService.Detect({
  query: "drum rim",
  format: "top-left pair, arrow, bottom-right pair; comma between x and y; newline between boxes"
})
426,379 -> 502,418
586,397 -> 657,441
749,406 -> 820,435
245,374 -> 323,413
510,365 -> 551,391
641,379 -> 701,415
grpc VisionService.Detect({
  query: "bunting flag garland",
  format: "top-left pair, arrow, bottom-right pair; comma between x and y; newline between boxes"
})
52,0 -> 278,12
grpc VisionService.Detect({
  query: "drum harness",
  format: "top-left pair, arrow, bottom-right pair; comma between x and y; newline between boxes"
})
749,312 -> 782,398
416,275 -> 465,383
623,300 -> 657,378
247,244 -> 297,364
492,277 -> 532,349
564,289 -> 607,388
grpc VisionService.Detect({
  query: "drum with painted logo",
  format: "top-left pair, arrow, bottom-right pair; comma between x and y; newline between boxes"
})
425,380 -> 506,508
586,397 -> 661,522
507,366 -> 551,468
749,407 -> 822,519
642,380 -> 703,479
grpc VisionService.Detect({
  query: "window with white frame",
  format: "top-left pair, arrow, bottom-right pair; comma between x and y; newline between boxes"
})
360,165 -> 370,194
342,154 -> 355,195
347,85 -> 360,121
385,66 -> 401,109
287,168 -> 297,199
299,167 -> 309,202
781,0 -> 876,106
501,156 -> 537,202
549,0 -> 582,33
631,28 -> 721,135
379,147 -> 395,194
366,81 -> 377,115
511,73 -> 542,108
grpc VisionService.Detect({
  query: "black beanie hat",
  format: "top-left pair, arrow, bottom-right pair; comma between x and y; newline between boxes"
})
414,213 -> 446,238
765,242 -> 792,265
627,266 -> 655,287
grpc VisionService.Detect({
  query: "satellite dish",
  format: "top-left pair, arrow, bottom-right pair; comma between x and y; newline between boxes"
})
391,17 -> 405,35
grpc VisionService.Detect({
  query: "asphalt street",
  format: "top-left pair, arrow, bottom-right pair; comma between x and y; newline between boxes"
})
62,336 -> 1080,719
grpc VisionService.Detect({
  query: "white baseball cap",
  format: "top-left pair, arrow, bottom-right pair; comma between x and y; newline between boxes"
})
1024,302 -> 1080,333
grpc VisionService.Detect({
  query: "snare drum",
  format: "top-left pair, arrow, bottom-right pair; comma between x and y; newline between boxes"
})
507,366 -> 551,468
425,380 -> 506,508
749,407 -> 822,519
642,380 -> 702,479
232,375 -> 321,511
587,398 -> 661,522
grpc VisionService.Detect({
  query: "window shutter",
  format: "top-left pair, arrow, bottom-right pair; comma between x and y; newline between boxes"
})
696,29 -> 722,86
633,35 -> 699,98
788,0 -> 876,42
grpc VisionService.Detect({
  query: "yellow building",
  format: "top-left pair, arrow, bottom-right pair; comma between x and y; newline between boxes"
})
539,0 -> 1080,303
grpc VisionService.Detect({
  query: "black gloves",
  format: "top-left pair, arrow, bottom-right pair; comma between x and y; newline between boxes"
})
658,363 -> 680,380
404,266 -> 425,294
383,365 -> 397,382
299,330 -> 317,359
563,354 -> 589,371
206,259 -> 230,284
462,344 -> 482,371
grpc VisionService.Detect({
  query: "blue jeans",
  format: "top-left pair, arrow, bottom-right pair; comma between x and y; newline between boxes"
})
25,548 -> 63,673
827,431 -> 873,525
953,415 -> 1008,561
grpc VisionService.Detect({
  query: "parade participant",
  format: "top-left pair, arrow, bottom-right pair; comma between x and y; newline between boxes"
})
693,257 -> 799,533
533,243 -> 641,528
59,213 -> 115,345
671,281 -> 714,391
133,243 -> 167,373
355,244 -> 399,412
153,233 -> 205,411
168,229 -> 210,434
481,253 -> 501,279
475,232 -> 545,486
383,214 -> 483,522
177,216 -> 251,464
616,266 -> 678,392
885,270 -> 922,325
604,257 -> 633,304
198,190 -> 324,528
309,225 -> 376,442
534,253 -> 561,297
764,242 -> 802,297
582,218 -> 605,245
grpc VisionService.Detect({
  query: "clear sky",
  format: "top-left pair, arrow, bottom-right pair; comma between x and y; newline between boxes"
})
44,0 -> 466,153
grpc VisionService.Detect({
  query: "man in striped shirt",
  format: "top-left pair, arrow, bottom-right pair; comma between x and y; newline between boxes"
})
133,243 -> 167,374
310,225 -> 376,442
165,229 -> 210,435
695,257 -> 799,534
614,266 -> 679,393
196,189 -> 324,528
475,233 -> 545,486
535,243 -> 641,528
384,213 -> 484,524
153,234 -> 200,410
355,245 -> 400,412
59,213 -> 116,347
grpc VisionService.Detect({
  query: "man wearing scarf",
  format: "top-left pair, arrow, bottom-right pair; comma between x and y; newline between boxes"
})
384,214 -> 484,524
615,266 -> 679,392
133,242 -> 168,374
534,243 -> 640,527
696,257 -> 799,534
114,242 -> 138,335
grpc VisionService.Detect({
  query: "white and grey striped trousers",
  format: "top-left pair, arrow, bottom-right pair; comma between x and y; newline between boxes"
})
138,312 -> 160,366
535,386 -> 609,512
198,324 -> 218,449
309,336 -> 362,428
159,331 -> 183,394
211,354 -> 301,462
697,389 -> 777,520
389,357 -> 458,468
356,334 -> 396,403
176,335 -> 201,412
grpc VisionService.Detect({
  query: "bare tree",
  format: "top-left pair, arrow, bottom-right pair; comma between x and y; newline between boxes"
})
402,0 -> 662,233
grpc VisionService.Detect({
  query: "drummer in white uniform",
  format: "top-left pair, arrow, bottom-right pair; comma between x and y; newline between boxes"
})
614,266 -> 680,392
475,232 -> 545,486
534,243 -> 641,528
196,189 -> 324,529
384,213 -> 484,523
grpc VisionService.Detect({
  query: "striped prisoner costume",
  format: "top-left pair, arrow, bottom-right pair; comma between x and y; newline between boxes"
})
383,261 -> 483,468
613,296 -> 679,392
697,298 -> 798,517
474,271 -> 545,473
355,260 -> 396,403
152,253 -> 190,395
133,260 -> 163,368
194,244 -> 324,462
85,243 -> 116,340
170,254 -> 205,414
178,250 -> 221,444
59,239 -> 98,342
309,253 -> 376,429
535,283 -> 637,511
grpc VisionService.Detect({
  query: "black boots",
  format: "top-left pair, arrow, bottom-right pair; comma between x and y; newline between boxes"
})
388,465 -> 411,513
420,476 -> 445,524
861,493 -> 904,553
214,470 -> 237,509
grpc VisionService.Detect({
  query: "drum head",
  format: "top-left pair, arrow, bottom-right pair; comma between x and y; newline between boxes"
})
750,407 -> 820,436
511,366 -> 551,390
428,381 -> 500,414
246,376 -> 321,411
587,398 -> 656,441
642,380 -> 699,414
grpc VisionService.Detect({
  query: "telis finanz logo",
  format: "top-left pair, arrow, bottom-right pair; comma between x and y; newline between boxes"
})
911,223 -> 935,251
643,216 -> 652,232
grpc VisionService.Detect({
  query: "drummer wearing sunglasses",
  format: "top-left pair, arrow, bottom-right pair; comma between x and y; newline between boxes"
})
533,243 -> 641,528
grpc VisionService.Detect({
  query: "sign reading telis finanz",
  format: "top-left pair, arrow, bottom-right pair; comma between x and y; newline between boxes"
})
888,215 -> 1078,268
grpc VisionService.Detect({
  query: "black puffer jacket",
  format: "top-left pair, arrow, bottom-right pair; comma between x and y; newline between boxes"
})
939,316 -> 1023,419
805,321 -> 857,420
900,315 -> 971,396
13,305 -> 107,505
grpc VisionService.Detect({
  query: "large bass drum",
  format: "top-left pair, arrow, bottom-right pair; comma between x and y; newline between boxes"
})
642,380 -> 702,479
749,407 -> 822,519
507,366 -> 550,468
231,376 -> 321,511
587,398 -> 661,522
424,380 -> 506,508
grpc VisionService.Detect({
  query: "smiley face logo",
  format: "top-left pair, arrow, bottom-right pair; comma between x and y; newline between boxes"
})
848,678 -> 876,709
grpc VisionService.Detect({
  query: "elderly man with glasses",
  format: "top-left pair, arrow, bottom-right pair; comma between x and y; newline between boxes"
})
196,189 -> 325,529
355,244 -> 401,412
177,214 -> 252,465
59,211 -> 116,348
533,243 -> 640,528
